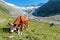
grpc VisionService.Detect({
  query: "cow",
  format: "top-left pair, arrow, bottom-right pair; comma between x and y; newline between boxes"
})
50,23 -> 55,27
8,15 -> 28,35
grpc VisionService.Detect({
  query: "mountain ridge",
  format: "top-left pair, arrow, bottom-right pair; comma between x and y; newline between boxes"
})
33,0 -> 60,17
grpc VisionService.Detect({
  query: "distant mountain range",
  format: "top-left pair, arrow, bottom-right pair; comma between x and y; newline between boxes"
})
25,3 -> 44,7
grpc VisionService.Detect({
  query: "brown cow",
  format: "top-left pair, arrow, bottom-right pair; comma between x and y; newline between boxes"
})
8,15 -> 28,35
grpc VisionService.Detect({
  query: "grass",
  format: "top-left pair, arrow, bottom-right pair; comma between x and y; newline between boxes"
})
0,16 -> 60,40
0,4 -> 60,40
0,7 -> 60,40
0,6 -> 10,14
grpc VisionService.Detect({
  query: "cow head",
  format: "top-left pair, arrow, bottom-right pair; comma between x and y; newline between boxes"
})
8,23 -> 15,32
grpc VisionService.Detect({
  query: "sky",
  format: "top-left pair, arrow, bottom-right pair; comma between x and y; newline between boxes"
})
4,0 -> 49,7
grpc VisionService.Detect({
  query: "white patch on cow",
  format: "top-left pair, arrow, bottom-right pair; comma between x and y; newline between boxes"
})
11,29 -> 14,32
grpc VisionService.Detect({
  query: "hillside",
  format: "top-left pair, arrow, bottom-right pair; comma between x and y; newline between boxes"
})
0,1 -> 10,18
0,0 -> 25,16
0,19 -> 60,40
33,0 -> 60,17
2,0 -> 39,16
0,0 -> 9,14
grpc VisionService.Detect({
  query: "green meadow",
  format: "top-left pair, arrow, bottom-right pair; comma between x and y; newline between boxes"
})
0,14 -> 60,40
0,5 -> 60,40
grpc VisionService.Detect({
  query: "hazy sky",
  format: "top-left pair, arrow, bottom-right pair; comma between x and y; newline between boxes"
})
4,0 -> 49,7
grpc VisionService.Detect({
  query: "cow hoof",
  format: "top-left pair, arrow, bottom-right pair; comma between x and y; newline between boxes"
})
18,33 -> 22,35
21,33 -> 22,35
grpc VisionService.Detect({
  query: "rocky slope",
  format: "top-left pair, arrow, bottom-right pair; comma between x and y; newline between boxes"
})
0,0 -> 40,17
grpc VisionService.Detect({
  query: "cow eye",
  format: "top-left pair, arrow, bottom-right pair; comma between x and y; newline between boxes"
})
14,24 -> 16,26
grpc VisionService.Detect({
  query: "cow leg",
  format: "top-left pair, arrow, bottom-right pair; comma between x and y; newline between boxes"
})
20,26 -> 23,35
24,21 -> 28,31
19,24 -> 24,35
18,28 -> 20,35
24,25 -> 27,31
17,26 -> 22,35
24,24 -> 28,31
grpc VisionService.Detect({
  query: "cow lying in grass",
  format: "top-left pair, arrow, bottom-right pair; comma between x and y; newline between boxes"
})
8,16 -> 28,35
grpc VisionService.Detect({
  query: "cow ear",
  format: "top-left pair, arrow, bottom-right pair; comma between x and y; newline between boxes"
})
10,23 -> 14,26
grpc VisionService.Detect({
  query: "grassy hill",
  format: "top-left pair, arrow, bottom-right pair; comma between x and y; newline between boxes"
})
0,17 -> 60,40
0,6 -> 60,40
0,2 -> 10,18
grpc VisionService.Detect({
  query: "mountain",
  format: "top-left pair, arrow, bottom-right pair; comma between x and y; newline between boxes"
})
3,1 -> 25,16
25,5 -> 37,7
33,0 -> 60,17
49,0 -> 60,2
0,0 -> 27,16
37,3 -> 45,6
0,0 -> 41,18
26,3 -> 44,7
